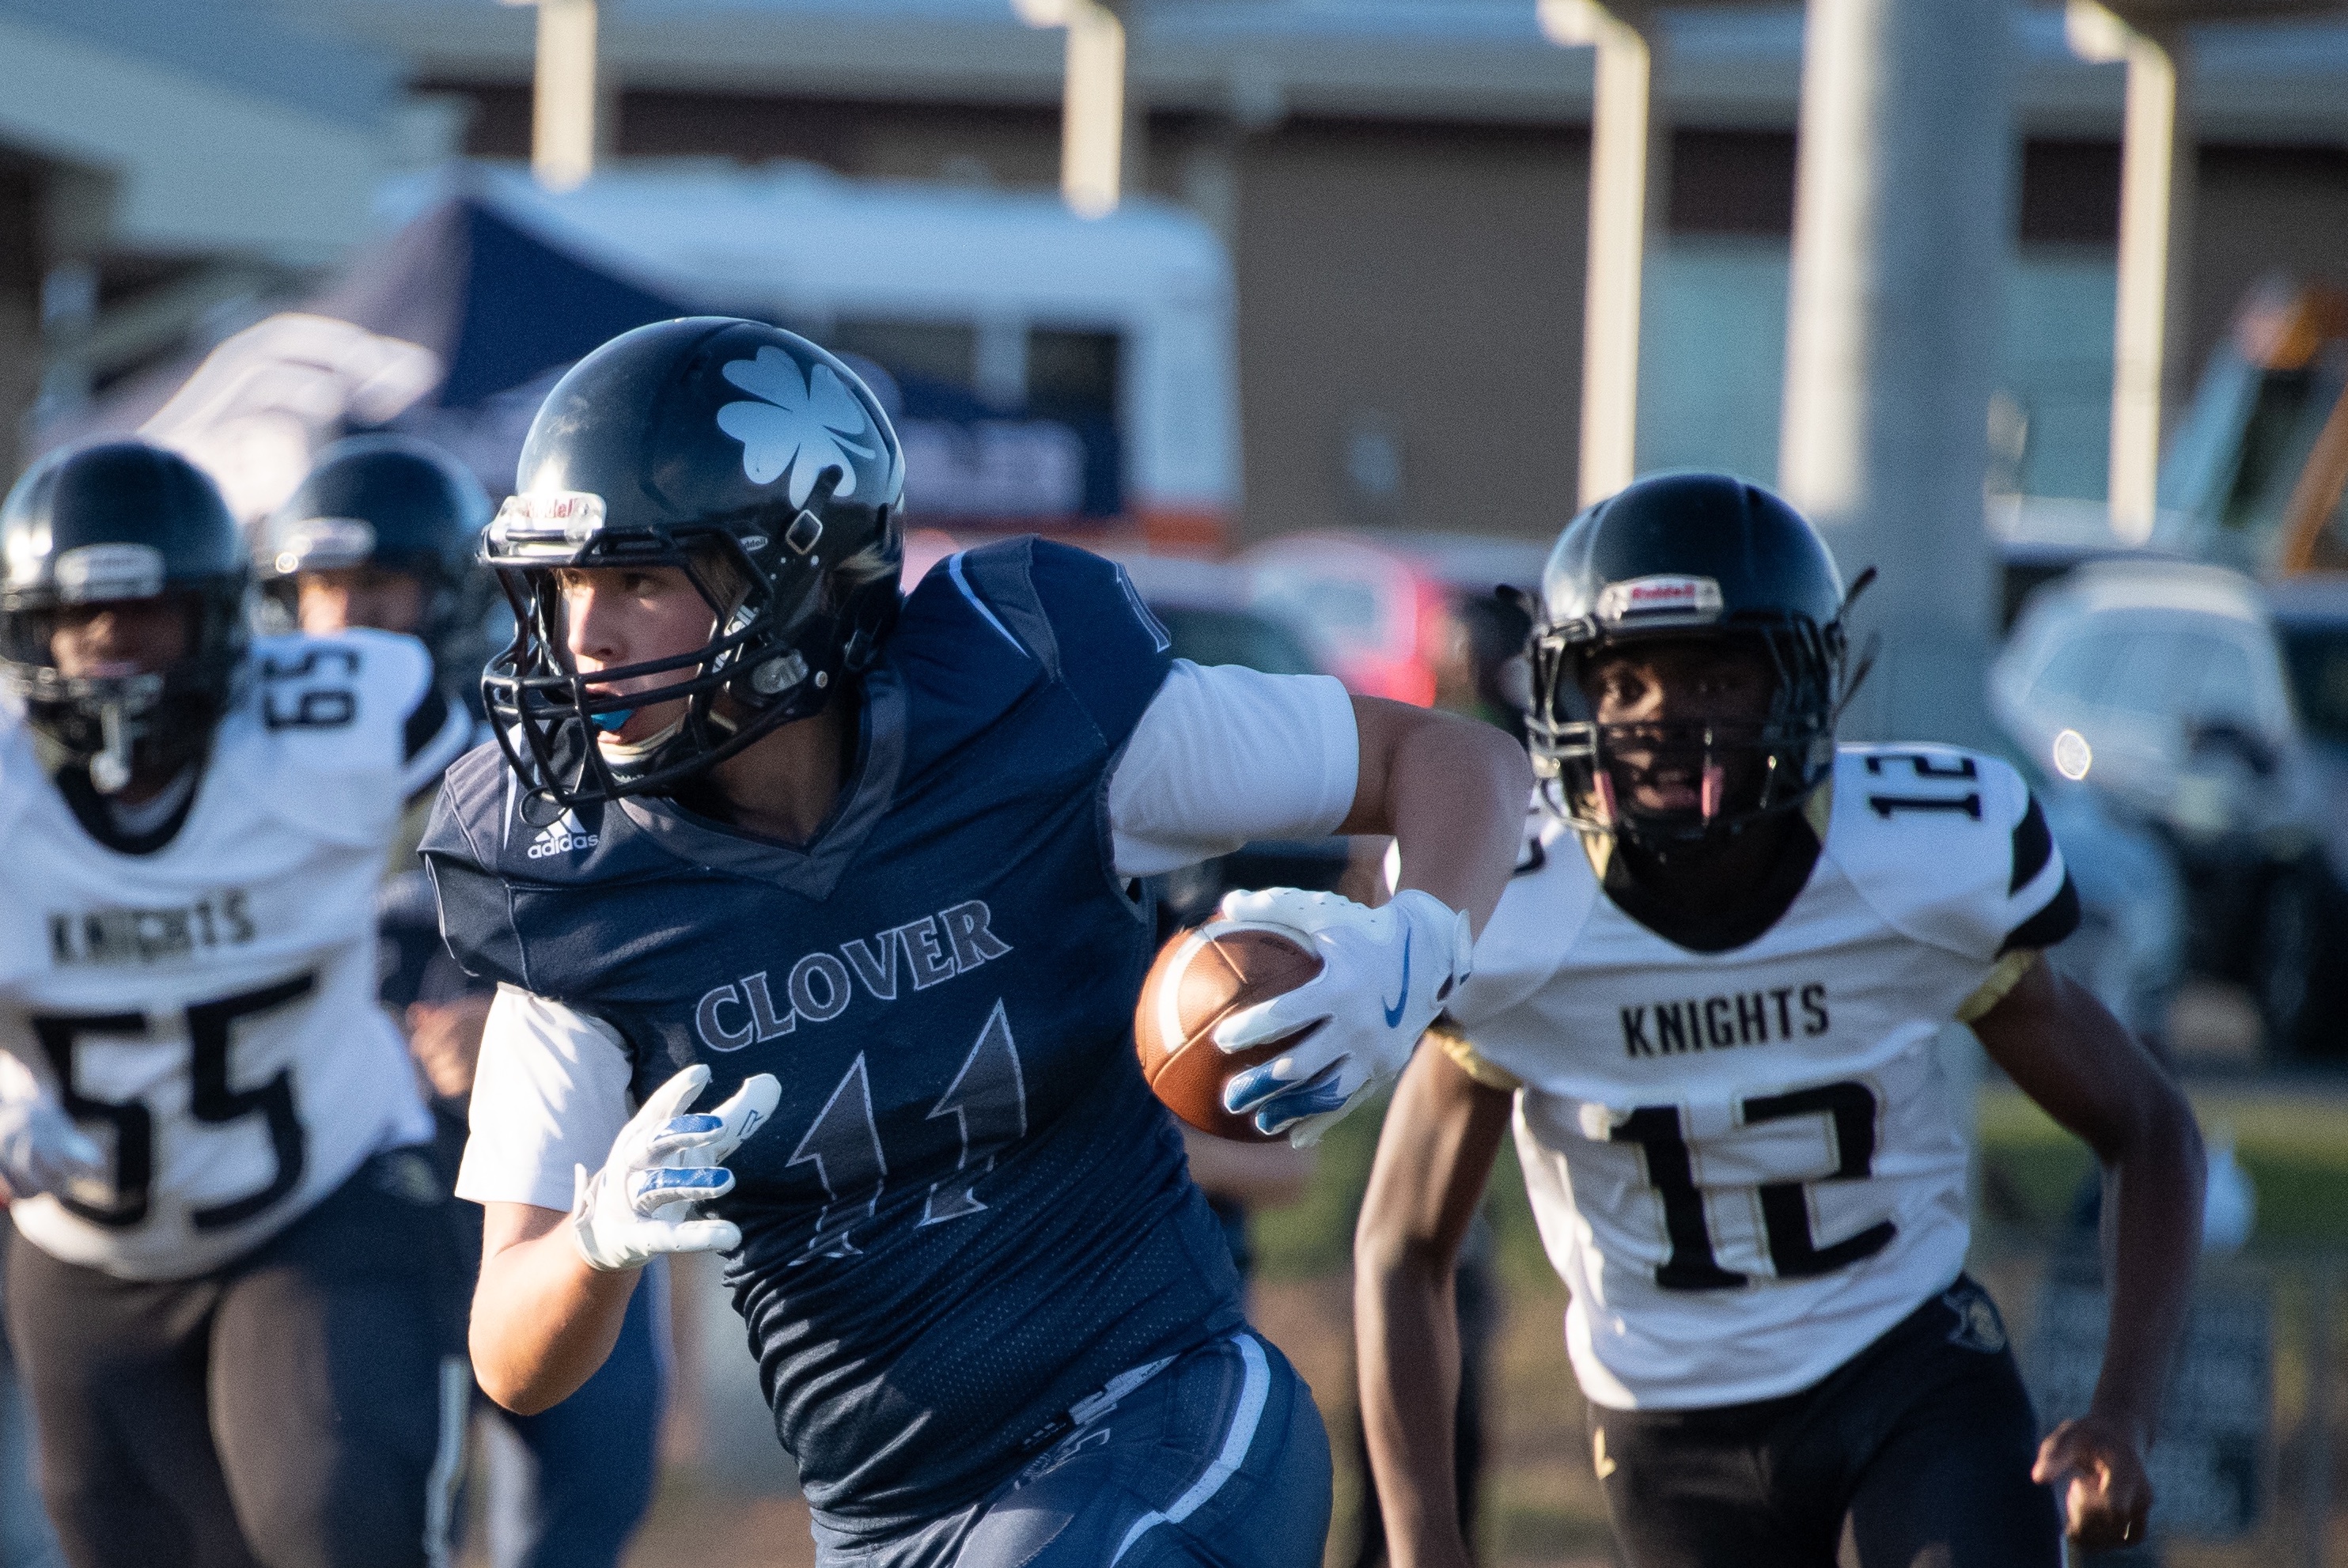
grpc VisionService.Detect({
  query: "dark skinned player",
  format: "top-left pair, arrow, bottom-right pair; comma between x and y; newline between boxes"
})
1357,472 -> 2203,1567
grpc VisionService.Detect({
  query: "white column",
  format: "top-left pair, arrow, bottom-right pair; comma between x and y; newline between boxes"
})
1064,0 -> 1128,218
1542,0 -> 1667,506
1017,0 -> 1130,218
1778,0 -> 2012,745
525,0 -> 598,192
2068,2 -> 2192,543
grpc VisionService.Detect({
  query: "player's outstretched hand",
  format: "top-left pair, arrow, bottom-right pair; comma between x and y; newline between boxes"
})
1211,887 -> 1471,1146
0,1089 -> 103,1201
571,1063 -> 781,1273
2032,1412 -> 2153,1551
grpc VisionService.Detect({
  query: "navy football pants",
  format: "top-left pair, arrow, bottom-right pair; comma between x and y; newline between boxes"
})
6,1149 -> 468,1568
816,1331 -> 1331,1568
1588,1278 -> 2064,1568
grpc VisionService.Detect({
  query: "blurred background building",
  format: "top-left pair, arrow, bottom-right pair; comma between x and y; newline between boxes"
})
6,1 -> 2348,546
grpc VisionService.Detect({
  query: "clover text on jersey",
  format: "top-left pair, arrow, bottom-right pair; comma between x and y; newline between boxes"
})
1619,983 -> 1827,1059
48,892 -> 257,968
695,900 -> 1013,1051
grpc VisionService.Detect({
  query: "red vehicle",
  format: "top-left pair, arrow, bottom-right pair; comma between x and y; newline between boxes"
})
1238,531 -> 1549,706
1238,534 -> 1453,705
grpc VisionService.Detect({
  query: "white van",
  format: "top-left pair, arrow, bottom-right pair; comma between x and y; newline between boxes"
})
389,162 -> 1239,551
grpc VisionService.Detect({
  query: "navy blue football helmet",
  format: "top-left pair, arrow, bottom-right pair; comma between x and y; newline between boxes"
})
482,317 -> 905,806
1524,472 -> 1861,850
259,433 -> 490,655
0,441 -> 251,792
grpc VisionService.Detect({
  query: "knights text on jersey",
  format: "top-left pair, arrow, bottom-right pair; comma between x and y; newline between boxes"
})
1445,744 -> 2077,1411
423,540 -> 1247,1538
0,631 -> 438,1281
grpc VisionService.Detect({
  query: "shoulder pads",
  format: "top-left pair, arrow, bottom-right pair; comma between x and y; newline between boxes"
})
1826,744 -> 2070,961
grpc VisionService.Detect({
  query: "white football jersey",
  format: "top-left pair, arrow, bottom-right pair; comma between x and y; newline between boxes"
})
1445,744 -> 2073,1411
0,630 -> 450,1280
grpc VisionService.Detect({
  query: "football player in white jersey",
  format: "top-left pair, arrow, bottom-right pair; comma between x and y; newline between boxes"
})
1358,473 -> 2205,1568
0,441 -> 473,1568
263,434 -> 668,1568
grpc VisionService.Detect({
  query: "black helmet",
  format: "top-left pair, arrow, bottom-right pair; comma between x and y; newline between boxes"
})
483,316 -> 905,807
1524,472 -> 1858,851
0,441 -> 251,793
259,433 -> 490,656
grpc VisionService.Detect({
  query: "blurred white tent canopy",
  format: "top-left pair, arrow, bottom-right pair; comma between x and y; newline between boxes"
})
393,161 -> 1240,536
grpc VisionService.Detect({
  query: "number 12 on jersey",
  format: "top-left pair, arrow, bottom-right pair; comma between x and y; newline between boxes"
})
1611,1080 -> 1896,1291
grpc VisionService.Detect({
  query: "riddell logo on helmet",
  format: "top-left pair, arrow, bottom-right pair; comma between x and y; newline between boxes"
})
494,490 -> 608,551
1596,575 -> 1724,627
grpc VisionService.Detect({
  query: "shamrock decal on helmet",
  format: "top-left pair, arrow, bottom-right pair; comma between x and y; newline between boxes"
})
714,347 -> 879,507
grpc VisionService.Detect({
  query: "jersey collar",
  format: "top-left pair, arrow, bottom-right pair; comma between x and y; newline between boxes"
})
615,664 -> 907,900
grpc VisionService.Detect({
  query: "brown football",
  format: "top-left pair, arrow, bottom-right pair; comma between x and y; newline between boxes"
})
1135,921 -> 1324,1144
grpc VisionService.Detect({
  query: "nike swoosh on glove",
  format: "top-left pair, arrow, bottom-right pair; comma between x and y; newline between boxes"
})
1211,887 -> 1472,1146
0,1091 -> 103,1200
572,1063 -> 782,1273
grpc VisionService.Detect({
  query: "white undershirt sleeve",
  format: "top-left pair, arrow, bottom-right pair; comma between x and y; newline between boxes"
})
455,983 -> 635,1213
1108,661 -> 1360,878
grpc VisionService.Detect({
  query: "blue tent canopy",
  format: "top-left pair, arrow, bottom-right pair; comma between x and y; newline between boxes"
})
47,179 -> 1115,527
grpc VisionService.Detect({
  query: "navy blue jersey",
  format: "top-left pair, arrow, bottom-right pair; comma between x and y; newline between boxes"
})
421,540 -> 1246,1536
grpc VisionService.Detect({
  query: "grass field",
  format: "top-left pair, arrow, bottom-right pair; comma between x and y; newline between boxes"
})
1978,1081 -> 2348,1249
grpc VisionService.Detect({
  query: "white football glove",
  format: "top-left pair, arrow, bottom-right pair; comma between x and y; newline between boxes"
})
0,1090 -> 104,1200
1212,887 -> 1472,1146
572,1063 -> 781,1273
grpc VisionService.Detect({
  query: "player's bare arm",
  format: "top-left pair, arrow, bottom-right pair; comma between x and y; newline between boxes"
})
1971,956 -> 2205,1551
1341,695 -> 1532,938
406,994 -> 494,1100
473,1199 -> 642,1412
473,1056 -> 777,1412
1355,1042 -> 1513,1568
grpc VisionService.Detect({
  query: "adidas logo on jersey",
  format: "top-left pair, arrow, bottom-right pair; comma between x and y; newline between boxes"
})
525,811 -> 600,859
1619,983 -> 1828,1058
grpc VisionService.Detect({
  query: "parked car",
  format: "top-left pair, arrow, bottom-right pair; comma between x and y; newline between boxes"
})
1117,554 -> 1323,679
1236,533 -> 1452,705
1236,530 -> 1550,707
1990,559 -> 2347,1056
2013,755 -> 2188,1047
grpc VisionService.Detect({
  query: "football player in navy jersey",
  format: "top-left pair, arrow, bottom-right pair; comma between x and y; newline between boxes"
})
1358,473 -> 2205,1568
419,317 -> 1532,1566
0,441 -> 472,1568
263,434 -> 665,1568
